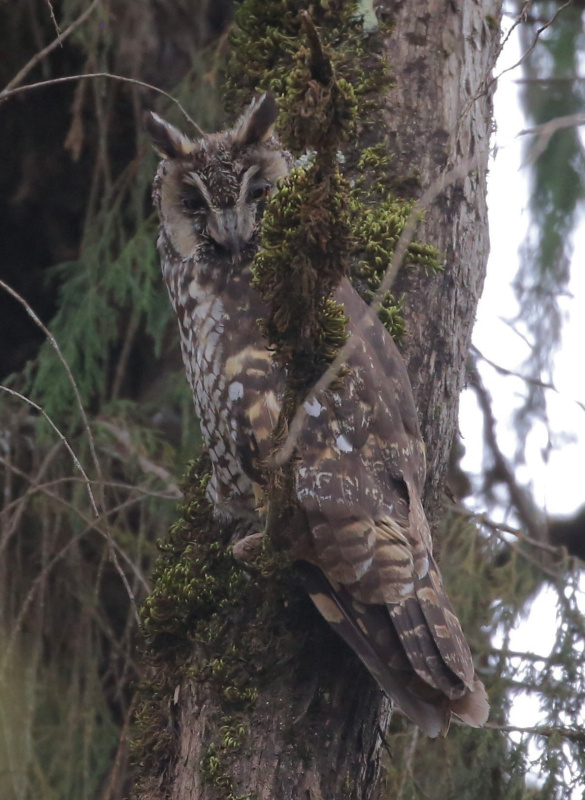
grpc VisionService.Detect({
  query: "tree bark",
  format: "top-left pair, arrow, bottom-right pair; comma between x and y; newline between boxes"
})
136,2 -> 502,799
381,0 -> 501,521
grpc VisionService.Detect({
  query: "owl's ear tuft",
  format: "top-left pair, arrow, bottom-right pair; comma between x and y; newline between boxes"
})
234,93 -> 278,146
144,111 -> 196,159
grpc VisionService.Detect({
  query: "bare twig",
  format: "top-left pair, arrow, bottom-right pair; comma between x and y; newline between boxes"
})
0,72 -> 204,136
99,420 -> 181,497
397,727 -> 419,800
0,484 -> 149,682
466,358 -> 548,544
110,310 -> 141,401
2,0 -> 102,95
0,441 -> 63,554
519,112 -> 585,163
462,1 -> 573,120
100,698 -> 136,800
444,503 -> 562,558
0,279 -> 103,515
0,460 -> 180,520
486,722 -> 585,744
495,1 -> 573,85
0,385 -> 97,515
472,345 -> 585,414
43,0 -> 61,40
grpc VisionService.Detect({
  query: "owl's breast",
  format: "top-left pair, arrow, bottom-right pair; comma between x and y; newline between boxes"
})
168,265 -> 279,518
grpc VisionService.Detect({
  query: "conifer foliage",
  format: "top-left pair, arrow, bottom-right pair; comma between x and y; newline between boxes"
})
0,2 -> 584,799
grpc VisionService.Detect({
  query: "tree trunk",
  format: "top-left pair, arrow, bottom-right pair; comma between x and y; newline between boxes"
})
135,2 -> 501,799
382,0 -> 501,522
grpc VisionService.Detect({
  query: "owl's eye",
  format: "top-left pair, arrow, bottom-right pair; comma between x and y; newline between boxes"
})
246,180 -> 271,203
181,188 -> 206,214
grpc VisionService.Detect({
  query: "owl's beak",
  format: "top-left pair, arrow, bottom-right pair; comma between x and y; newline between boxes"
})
208,208 -> 246,255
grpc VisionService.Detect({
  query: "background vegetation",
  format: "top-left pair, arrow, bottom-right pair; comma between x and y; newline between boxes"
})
0,1 -> 584,798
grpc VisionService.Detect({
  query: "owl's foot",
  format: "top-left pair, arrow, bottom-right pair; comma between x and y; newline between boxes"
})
232,531 -> 265,566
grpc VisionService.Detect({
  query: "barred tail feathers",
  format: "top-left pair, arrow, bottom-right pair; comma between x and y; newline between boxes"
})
297,563 -> 489,734
297,563 -> 451,738
388,555 -> 489,727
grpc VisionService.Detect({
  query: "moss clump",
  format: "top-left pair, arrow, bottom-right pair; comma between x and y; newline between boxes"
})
350,193 -> 441,338
225,0 -> 379,135
253,166 -> 350,384
226,0 -> 390,153
133,457 -> 300,798
228,2 -> 439,343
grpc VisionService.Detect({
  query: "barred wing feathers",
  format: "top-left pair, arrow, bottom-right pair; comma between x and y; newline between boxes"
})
292,279 -> 488,734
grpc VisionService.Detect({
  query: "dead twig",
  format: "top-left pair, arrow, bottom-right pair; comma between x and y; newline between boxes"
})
0,385 -> 97,515
43,0 -> 61,40
0,280 -> 103,516
461,1 -> 573,121
466,357 -> 548,544
485,722 -> 585,744
519,112 -> 585,163
2,0 -> 102,95
472,344 -> 585,414
0,72 -> 204,136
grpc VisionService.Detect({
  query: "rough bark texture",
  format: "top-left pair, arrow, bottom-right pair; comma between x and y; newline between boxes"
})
145,2 -> 501,799
171,619 -> 391,800
381,0 -> 501,523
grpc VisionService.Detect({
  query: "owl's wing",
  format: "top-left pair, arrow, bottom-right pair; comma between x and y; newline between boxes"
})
293,280 -> 488,734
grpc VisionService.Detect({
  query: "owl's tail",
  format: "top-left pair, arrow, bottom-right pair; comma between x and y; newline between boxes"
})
298,562 -> 488,738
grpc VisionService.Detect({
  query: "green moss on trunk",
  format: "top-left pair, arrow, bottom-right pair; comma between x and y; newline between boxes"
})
133,3 -> 442,796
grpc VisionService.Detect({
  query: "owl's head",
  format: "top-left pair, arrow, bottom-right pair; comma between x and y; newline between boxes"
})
146,94 -> 290,260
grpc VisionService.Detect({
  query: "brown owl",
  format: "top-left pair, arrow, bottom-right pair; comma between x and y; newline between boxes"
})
146,94 -> 489,737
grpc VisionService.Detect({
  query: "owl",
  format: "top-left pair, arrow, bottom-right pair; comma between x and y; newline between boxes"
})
146,94 -> 489,737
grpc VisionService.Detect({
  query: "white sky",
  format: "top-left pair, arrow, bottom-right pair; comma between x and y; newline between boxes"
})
459,17 -> 585,518
459,14 -> 585,792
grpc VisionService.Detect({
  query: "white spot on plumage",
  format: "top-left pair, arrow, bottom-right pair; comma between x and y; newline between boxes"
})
335,434 -> 353,452
229,381 -> 244,401
304,397 -> 324,417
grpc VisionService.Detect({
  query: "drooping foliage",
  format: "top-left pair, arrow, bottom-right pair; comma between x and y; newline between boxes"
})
1,1 -> 585,799
0,2 -> 229,798
513,1 -> 585,460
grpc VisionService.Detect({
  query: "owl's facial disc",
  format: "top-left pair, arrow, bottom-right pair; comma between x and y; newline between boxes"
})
181,165 -> 272,255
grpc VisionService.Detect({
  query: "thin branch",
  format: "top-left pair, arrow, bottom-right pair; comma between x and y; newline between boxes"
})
43,0 -> 61,40
0,460 -> 180,521
100,698 -> 136,800
0,72 -> 204,136
445,503 -> 562,557
495,0 -> 573,83
519,112 -> 585,164
0,279 -> 103,516
110,309 -> 141,401
466,357 -> 548,544
486,722 -> 585,744
2,0 -> 102,95
0,456 -> 150,593
99,419 -> 181,497
0,385 -> 97,515
462,1 -> 573,120
514,76 -> 585,84
0,485 -> 148,683
472,345 -> 585,414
